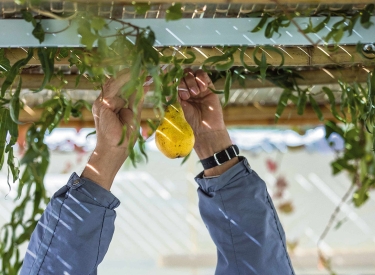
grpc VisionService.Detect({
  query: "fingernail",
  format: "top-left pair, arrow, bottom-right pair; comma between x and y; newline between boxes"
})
190,87 -> 198,95
179,90 -> 189,100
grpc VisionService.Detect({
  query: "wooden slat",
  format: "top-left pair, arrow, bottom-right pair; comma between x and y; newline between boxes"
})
11,74 -> 99,90
18,104 -> 334,126
6,67 -> 370,90
5,46 -> 375,68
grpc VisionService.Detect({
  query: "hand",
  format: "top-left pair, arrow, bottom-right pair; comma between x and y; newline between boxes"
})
178,68 -> 238,176
81,70 -> 149,190
94,70 -> 144,150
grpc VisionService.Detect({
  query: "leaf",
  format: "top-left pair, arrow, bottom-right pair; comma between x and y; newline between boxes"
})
21,10 -> 36,27
134,3 -> 151,15
20,147 -> 40,165
91,17 -> 107,31
166,3 -> 182,21
252,46 -> 285,81
334,218 -> 347,230
77,21 -> 98,50
181,50 -> 196,64
84,130 -> 96,139
117,125 -> 127,146
32,22 -> 45,44
353,178 -> 372,206
275,89 -> 292,122
259,52 -> 267,80
331,158 -> 356,174
361,4 -> 374,28
181,151 -> 191,165
7,147 -> 20,184
333,23 -> 344,44
322,87 -> 345,122
239,46 -> 257,72
265,21 -> 274,38
36,48 -> 57,92
215,55 -> 234,71
56,48 -> 70,61
369,68 -> 375,99
1,48 -> 33,97
208,87 -> 224,94
139,29 -> 159,65
137,133 -> 148,162
309,94 -> 324,121
297,92 -> 307,115
263,45 -> 285,66
251,13 -> 270,33
0,109 -> 8,170
202,47 -> 237,71
223,71 -> 232,107
63,102 -> 72,123
325,120 -> 344,139
0,49 -> 11,72
304,14 -> 330,33
9,77 -> 23,125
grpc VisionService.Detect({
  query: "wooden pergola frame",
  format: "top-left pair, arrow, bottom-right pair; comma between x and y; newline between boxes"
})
40,0 -> 373,4
2,2 -> 373,128
18,104 -> 336,128
5,46 -> 375,68
5,66 -> 369,90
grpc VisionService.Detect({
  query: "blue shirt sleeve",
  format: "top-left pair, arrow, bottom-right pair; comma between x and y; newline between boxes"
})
195,157 -> 295,275
20,173 -> 120,275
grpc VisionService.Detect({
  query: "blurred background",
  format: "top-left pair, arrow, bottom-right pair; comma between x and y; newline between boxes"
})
1,126 -> 374,275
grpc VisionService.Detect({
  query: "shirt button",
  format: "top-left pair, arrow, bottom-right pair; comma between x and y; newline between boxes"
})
73,179 -> 80,185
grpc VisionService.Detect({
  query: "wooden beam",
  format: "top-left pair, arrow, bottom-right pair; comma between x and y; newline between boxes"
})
5,46 -> 375,68
7,67 -> 370,91
18,104 -> 334,126
47,0 -> 374,5
5,74 -> 99,90
222,104 -> 334,125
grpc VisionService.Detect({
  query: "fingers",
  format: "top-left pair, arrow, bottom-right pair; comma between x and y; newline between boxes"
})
102,69 -> 131,98
195,69 -> 215,91
178,68 -> 214,101
100,71 -> 149,114
100,96 -> 127,112
178,68 -> 195,101
183,68 -> 200,96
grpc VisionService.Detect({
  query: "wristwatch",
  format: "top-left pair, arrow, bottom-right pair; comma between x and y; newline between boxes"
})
200,145 -> 239,170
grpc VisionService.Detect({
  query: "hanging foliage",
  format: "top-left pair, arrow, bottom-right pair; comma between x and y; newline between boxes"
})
0,2 -> 374,274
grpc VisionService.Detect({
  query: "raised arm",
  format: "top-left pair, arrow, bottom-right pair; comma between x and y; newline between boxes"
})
20,71 -> 148,275
178,69 -> 295,275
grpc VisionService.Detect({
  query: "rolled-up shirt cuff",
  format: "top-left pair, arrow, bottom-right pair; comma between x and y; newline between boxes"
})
64,172 -> 120,210
195,156 -> 251,193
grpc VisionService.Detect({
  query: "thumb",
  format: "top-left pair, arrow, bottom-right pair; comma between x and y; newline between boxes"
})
179,99 -> 196,127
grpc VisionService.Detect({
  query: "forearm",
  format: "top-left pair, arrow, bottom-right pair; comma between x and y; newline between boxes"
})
196,157 -> 294,275
81,146 -> 127,191
21,173 -> 119,275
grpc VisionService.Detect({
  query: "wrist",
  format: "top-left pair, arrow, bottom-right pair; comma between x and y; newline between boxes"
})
203,157 -> 239,177
81,146 -> 127,191
194,130 -> 232,159
194,130 -> 239,177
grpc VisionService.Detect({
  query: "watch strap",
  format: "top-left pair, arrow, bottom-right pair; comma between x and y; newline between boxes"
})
200,145 -> 239,170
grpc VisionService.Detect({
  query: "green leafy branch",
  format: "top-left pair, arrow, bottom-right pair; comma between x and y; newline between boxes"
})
250,4 -> 374,46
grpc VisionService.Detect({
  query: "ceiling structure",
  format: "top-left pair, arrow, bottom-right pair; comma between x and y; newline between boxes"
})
0,0 -> 375,127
